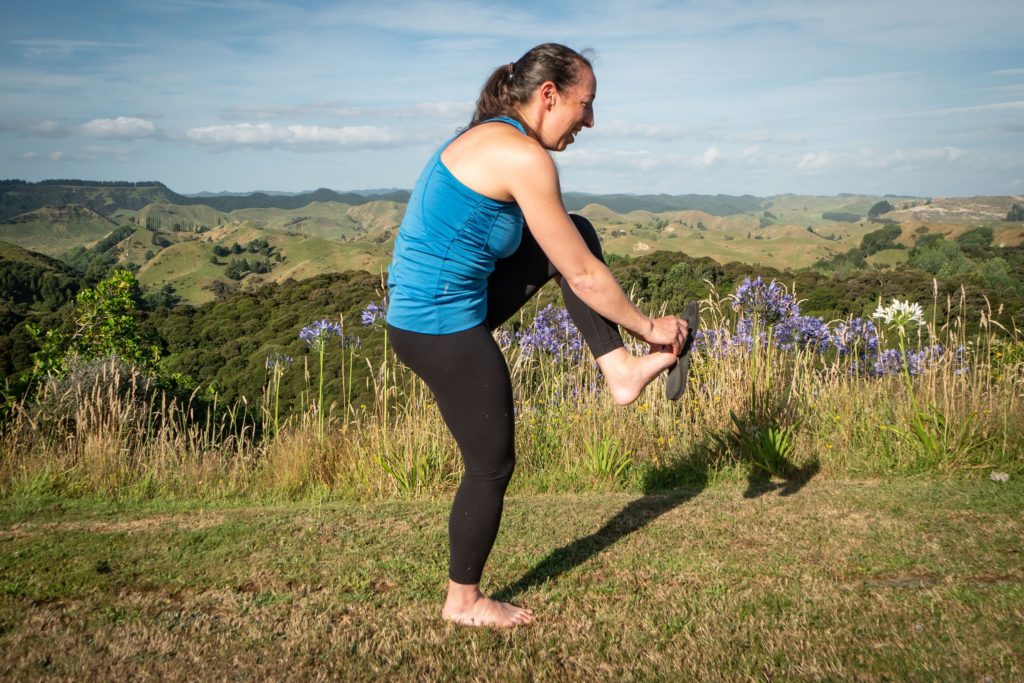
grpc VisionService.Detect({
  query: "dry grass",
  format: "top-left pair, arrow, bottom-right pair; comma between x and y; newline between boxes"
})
1,478 -> 1021,681
1,287 -> 1021,500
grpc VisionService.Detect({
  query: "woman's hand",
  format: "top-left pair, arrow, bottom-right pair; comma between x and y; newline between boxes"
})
638,315 -> 689,356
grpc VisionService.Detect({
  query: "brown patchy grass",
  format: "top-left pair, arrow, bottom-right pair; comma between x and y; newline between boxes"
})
2,478 -> 1022,681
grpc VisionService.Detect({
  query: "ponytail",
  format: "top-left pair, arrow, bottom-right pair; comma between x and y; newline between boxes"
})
470,43 -> 593,127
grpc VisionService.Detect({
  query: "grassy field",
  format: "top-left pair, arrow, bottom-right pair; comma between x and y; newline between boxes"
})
0,205 -> 118,257
1,478 -> 1021,681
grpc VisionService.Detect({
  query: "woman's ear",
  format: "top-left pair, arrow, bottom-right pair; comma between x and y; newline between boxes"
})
539,81 -> 557,108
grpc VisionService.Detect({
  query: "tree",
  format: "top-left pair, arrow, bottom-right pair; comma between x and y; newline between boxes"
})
868,200 -> 893,220
1008,204 -> 1024,222
225,258 -> 250,280
860,223 -> 903,256
143,283 -> 181,310
955,226 -> 994,258
29,270 -> 158,378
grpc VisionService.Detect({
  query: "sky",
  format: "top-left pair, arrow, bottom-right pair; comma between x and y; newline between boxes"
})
1,0 -> 1023,197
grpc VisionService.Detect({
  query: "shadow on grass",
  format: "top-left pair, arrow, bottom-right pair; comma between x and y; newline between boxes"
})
493,453 -> 710,602
743,458 -> 820,498
495,393 -> 819,601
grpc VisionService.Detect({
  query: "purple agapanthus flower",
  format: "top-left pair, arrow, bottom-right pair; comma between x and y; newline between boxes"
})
265,352 -> 293,371
493,328 -> 515,351
300,318 -> 344,349
517,304 -> 584,361
361,298 -> 388,327
831,318 -> 880,356
784,315 -> 832,352
873,344 -> 945,377
731,276 -> 801,326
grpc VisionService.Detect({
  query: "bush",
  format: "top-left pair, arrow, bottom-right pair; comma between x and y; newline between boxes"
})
24,355 -> 158,439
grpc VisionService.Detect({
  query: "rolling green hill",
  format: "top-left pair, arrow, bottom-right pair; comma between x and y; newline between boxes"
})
0,180 -> 409,222
7,178 -> 1024,307
0,205 -> 121,256
135,219 -> 393,305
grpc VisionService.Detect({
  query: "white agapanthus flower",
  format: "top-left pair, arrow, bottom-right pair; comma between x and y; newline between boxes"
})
872,298 -> 925,335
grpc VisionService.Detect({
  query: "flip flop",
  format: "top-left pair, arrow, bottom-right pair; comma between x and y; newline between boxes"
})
665,301 -> 699,401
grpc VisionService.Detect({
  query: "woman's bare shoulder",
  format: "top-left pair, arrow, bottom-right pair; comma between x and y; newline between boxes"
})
442,122 -> 553,190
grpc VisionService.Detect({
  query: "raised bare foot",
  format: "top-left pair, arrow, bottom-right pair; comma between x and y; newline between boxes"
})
442,594 -> 534,628
596,347 -> 678,405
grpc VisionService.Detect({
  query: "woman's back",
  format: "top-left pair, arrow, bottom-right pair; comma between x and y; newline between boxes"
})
386,117 -> 528,335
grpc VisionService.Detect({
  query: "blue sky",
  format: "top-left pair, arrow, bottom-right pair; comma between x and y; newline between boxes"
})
2,0 -> 1022,197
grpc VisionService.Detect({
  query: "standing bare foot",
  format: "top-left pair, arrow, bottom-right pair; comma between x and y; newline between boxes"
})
442,581 -> 533,628
596,347 -> 678,405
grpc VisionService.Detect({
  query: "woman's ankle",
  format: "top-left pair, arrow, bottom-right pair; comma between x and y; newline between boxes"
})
445,580 -> 483,608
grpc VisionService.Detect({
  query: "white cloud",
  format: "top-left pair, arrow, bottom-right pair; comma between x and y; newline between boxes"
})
0,68 -> 89,89
797,151 -> 842,170
858,146 -> 968,168
0,118 -> 71,137
80,117 -> 157,139
16,145 -> 135,163
593,121 -> 713,142
220,103 -> 362,121
559,147 -> 664,172
12,39 -> 141,58
699,146 -> 722,166
220,100 -> 474,122
918,100 -> 1024,116
405,101 -> 474,118
183,122 -> 428,149
31,120 -> 68,137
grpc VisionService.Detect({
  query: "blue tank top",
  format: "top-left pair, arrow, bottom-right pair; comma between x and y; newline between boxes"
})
386,116 -> 526,334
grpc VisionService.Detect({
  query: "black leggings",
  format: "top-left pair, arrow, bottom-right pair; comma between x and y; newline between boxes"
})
388,215 -> 623,584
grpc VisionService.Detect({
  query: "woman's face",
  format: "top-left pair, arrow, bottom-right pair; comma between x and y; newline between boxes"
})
545,67 -> 596,152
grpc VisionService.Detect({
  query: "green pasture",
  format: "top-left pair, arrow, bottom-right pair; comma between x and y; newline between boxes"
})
1,478 -> 1020,680
868,248 -> 911,268
0,207 -> 117,257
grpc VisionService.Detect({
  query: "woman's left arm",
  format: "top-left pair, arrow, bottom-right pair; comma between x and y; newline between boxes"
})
507,146 -> 685,351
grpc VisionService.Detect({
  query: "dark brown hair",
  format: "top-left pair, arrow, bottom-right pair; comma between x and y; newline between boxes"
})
470,43 -> 593,127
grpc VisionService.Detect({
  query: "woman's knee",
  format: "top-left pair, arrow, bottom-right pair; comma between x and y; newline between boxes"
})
465,452 -> 516,487
569,214 -> 604,259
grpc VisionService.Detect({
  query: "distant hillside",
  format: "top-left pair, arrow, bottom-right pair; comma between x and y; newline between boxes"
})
562,193 -> 763,216
189,188 -> 411,212
0,180 -> 410,221
0,180 -> 180,222
0,205 -> 121,256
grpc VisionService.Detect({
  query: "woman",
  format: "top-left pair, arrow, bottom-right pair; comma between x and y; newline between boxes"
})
386,43 -> 690,628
